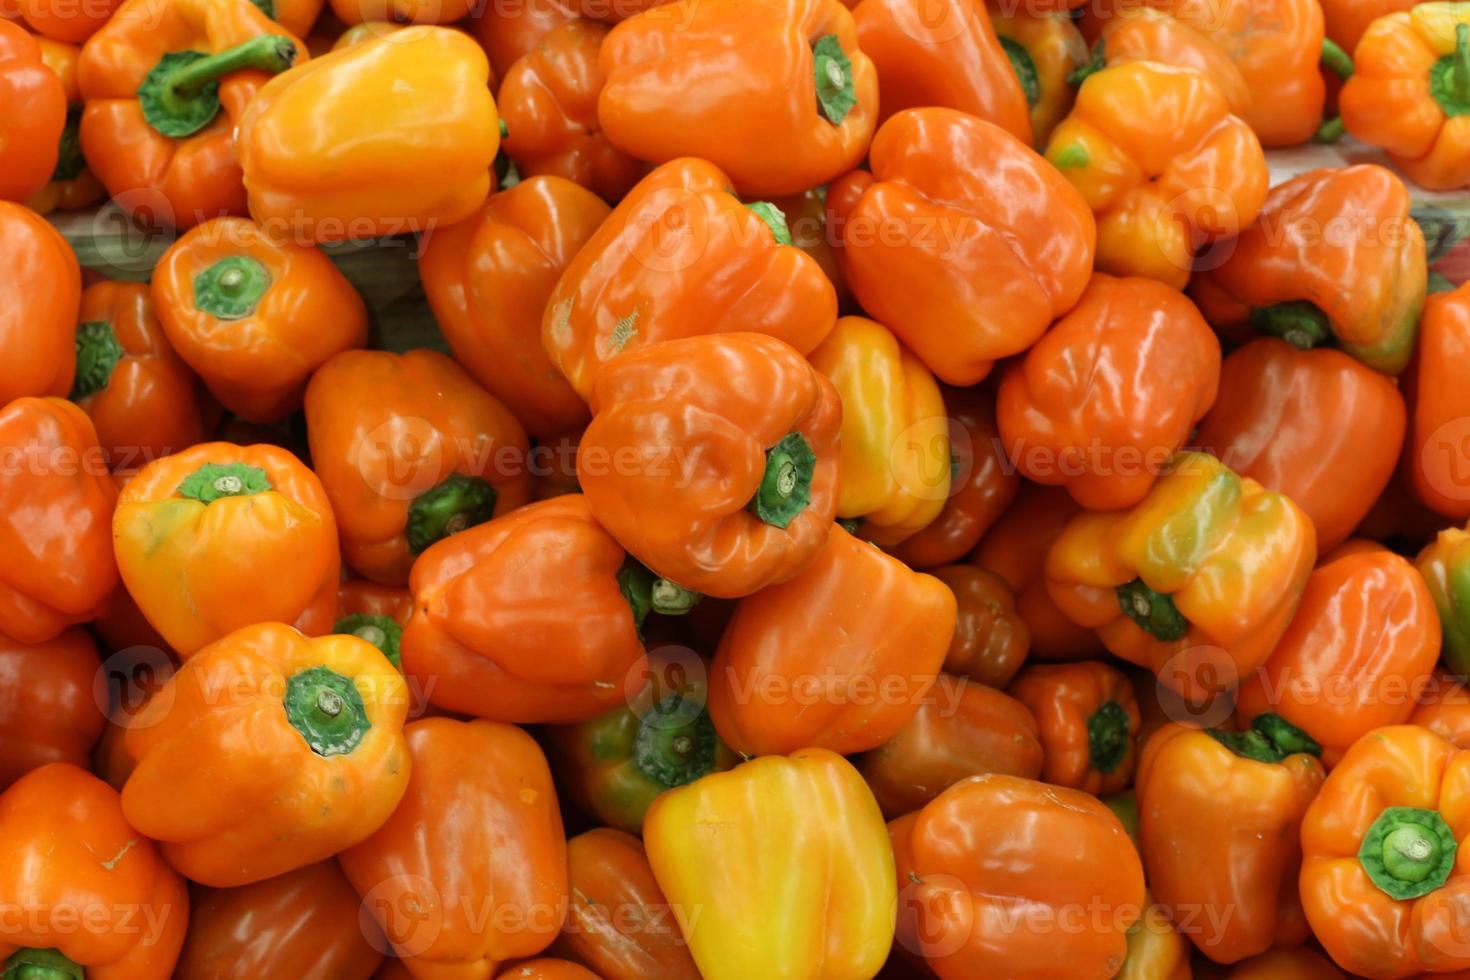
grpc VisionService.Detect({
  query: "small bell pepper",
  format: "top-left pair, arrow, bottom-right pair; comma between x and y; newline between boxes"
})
597,0 -> 877,196
930,565 -> 1030,688
1237,545 -> 1440,763
891,773 -> 1144,979
0,627 -> 104,791
1414,521 -> 1470,675
1191,165 -> 1426,376
578,332 -> 842,598
990,10 -> 1088,147
471,0 -> 578,83
113,442 -> 340,658
174,860 -> 384,980
1300,724 -> 1470,977
1411,280 -> 1470,519
998,273 -> 1220,510
543,159 -> 838,401
830,107 -> 1093,385
857,673 -> 1044,818
237,26 -> 499,243
1193,339 -> 1406,551
0,764 -> 188,980
0,22 -> 64,202
644,749 -> 896,980
1227,948 -> 1348,979
328,0 -> 472,25
339,717 -> 568,976
1007,660 -> 1142,795
336,578 -> 412,670
1074,8 -> 1251,116
1045,61 -> 1267,290
1413,674 -> 1470,748
1137,718 -> 1325,964
0,202 -> 78,407
419,175 -> 607,438
1045,451 -> 1317,700
24,37 -> 106,214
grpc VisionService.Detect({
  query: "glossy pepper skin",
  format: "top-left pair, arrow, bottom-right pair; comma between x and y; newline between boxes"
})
0,628 -> 105,791
1300,725 -> 1470,977
1137,719 -> 1325,964
1194,339 -> 1406,552
990,10 -> 1088,146
113,443 -> 340,658
644,749 -> 896,980
998,273 -> 1220,511
1415,522 -> 1470,675
24,37 -> 106,214
339,718 -> 568,978
1080,8 -> 1252,117
931,565 -> 1030,687
471,0 -> 578,83
151,216 -> 367,422
829,107 -> 1094,386
0,22 -> 64,202
0,201 -> 79,406
0,764 -> 189,980
1008,660 -> 1142,795
891,773 -> 1145,979
237,26 -> 499,243
543,159 -> 838,401
419,176 -> 607,438
1411,281 -> 1470,519
1191,165 -> 1426,377
578,332 -> 842,598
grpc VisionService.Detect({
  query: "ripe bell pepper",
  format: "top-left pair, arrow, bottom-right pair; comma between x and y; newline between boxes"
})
0,628 -> 104,791
1045,451 -> 1317,699
829,107 -> 1094,386
339,718 -> 568,976
998,273 -> 1221,511
0,202 -> 79,407
644,749 -> 896,980
597,0 -> 877,196
237,26 -> 499,243
10,0 -> 119,42
543,159 -> 838,401
113,443 -> 340,657
707,524 -> 956,756
1137,719 -> 1326,964
578,332 -> 842,598
1191,165 -> 1426,377
1075,8 -> 1252,116
24,36 -> 106,214
1045,61 -> 1267,290
930,565 -> 1030,687
121,622 -> 409,887
0,764 -> 188,980
419,175 -> 607,438
0,22 -> 64,202
1008,660 -> 1142,795
892,773 -> 1144,979
336,579 -> 411,670
1322,0 -> 1417,52
1410,280 -> 1470,519
1415,522 -> 1470,675
990,10 -> 1088,147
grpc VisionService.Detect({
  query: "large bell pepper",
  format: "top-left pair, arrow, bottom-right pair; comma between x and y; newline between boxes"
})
336,579 -> 412,670
0,627 -> 104,791
578,332 -> 842,598
1411,280 -> 1470,519
1045,451 -> 1317,700
543,159 -> 837,401
1075,8 -> 1251,115
23,36 -> 105,214
1415,521 -> 1470,675
1191,165 -> 1426,376
113,442 -> 340,657
644,749 -> 896,980
0,201 -> 79,406
237,26 -> 499,243
990,10 -> 1088,147
419,175 -> 607,439
930,565 -> 1030,688
828,106 -> 1094,385
998,273 -> 1220,510
1008,660 -> 1142,795
1137,718 -> 1325,964
891,773 -> 1144,979
0,22 -> 64,202
1227,948 -> 1347,979
339,717 -> 567,976
471,0 -> 578,83
304,349 -> 531,585
0,764 -> 188,980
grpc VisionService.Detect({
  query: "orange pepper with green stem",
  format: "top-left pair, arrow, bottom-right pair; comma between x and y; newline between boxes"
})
930,565 -> 1030,687
0,22 -> 64,202
25,36 -> 105,214
1008,660 -> 1141,795
0,628 -> 104,791
990,10 -> 1088,147
0,201 -> 79,406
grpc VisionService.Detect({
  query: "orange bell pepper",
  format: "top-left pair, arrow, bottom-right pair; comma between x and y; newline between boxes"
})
237,26 -> 499,243
1008,660 -> 1142,795
892,773 -> 1144,979
1412,674 -> 1470,748
0,201 -> 79,406
113,442 -> 340,657
10,0 -> 119,42
0,763 -> 188,980
1323,0 -> 1417,52
998,273 -> 1220,510
470,0 -> 578,83
336,578 -> 412,670
990,10 -> 1088,147
419,175 -> 607,438
0,628 -> 104,791
328,0 -> 471,25
1410,280 -> 1470,519
339,717 -> 568,976
829,107 -> 1095,385
0,22 -> 64,202
543,159 -> 838,401
23,36 -> 106,214
1076,8 -> 1252,115
1227,948 -> 1347,979
707,524 -> 956,756
930,565 -> 1029,688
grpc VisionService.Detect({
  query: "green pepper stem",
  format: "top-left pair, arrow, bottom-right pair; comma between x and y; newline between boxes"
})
634,694 -> 720,788
70,320 -> 124,401
1115,578 -> 1188,642
1359,806 -> 1458,899
1313,117 -> 1346,143
335,614 -> 403,670
1249,301 -> 1333,350
1321,38 -> 1354,80
176,462 -> 272,502
193,256 -> 271,320
1455,24 -> 1470,105
1207,713 -> 1322,764
168,35 -> 296,96
1087,700 -> 1131,775
405,474 -> 498,555
284,666 -> 370,758
2,949 -> 84,980
748,432 -> 816,529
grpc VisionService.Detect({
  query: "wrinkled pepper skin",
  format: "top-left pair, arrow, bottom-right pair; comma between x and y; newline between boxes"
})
578,332 -> 842,598
1194,339 -> 1406,552
1008,660 -> 1142,795
644,749 -> 896,980
891,773 -> 1144,980
1415,522 -> 1470,676
419,176 -> 607,439
543,159 -> 838,401
1237,545 -> 1440,763
305,349 -> 531,585
174,860 -> 384,980
340,718 -> 568,979
1083,8 -> 1251,116
0,627 -> 105,791
998,273 -> 1220,511
0,201 -> 79,406
238,26 -> 499,243
989,10 -> 1088,147
0,764 -> 189,980
1411,280 -> 1470,519
930,565 -> 1030,688
0,398 -> 118,643
1137,720 -> 1326,964
829,107 -> 1095,386
597,0 -> 878,196
1191,165 -> 1426,377
152,216 -> 368,422
113,443 -> 340,658
0,23 -> 64,202
1227,948 -> 1347,979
